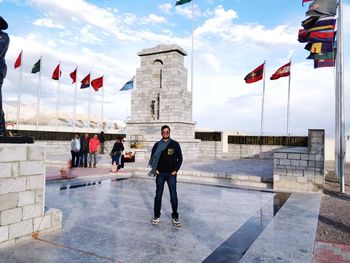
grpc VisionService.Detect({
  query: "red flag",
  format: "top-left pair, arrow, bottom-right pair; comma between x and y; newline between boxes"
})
302,0 -> 313,6
80,73 -> 90,89
91,76 -> 103,91
244,63 -> 265,84
52,64 -> 61,80
70,67 -> 77,84
14,51 -> 22,69
270,62 -> 291,80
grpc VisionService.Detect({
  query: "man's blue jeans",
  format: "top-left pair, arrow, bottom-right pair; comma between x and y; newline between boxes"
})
154,172 -> 179,219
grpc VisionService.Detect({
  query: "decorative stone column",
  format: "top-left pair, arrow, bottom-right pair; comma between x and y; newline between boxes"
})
0,144 -> 62,247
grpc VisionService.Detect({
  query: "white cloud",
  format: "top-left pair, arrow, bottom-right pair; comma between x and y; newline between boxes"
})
33,18 -> 65,29
143,14 -> 166,24
200,53 -> 221,72
158,3 -> 172,14
175,4 -> 203,19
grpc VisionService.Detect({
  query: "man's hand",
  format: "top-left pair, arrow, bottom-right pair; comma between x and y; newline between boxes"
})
171,171 -> 177,175
156,170 -> 160,175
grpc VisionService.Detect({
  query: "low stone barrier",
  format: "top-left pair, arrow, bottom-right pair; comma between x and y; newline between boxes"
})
0,144 -> 62,248
273,129 -> 324,192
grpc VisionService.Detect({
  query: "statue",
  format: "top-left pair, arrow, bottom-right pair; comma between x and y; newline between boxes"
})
0,16 -> 9,136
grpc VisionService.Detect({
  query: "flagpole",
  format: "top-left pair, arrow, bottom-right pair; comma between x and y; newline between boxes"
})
88,72 -> 91,132
36,56 -> 42,129
55,61 -> 61,131
101,85 -> 104,131
336,0 -> 345,192
286,60 -> 292,136
16,50 -> 23,129
260,60 -> 266,136
190,0 -> 194,121
73,67 -> 78,131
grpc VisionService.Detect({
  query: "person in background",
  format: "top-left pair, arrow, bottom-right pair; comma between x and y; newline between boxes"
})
110,137 -> 124,171
99,131 -> 106,154
70,133 -> 81,168
80,133 -> 90,168
89,134 -> 100,168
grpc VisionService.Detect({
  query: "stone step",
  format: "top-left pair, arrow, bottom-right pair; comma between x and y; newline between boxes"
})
45,160 -> 272,189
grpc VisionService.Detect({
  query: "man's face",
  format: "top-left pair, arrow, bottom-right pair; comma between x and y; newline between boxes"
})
161,128 -> 170,140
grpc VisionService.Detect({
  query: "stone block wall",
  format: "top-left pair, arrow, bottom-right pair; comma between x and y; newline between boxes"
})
228,144 -> 287,160
273,129 -> 325,192
0,144 -> 62,248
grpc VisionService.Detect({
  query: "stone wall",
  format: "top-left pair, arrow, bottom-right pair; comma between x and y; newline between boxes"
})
273,129 -> 325,192
0,144 -> 62,247
227,144 -> 287,160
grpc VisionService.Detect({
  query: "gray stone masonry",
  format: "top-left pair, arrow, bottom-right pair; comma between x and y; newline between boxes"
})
126,44 -> 196,146
0,144 -> 62,248
273,129 -> 325,192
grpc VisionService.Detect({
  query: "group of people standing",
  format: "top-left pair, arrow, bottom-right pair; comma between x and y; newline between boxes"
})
70,133 -> 102,168
70,132 -> 125,171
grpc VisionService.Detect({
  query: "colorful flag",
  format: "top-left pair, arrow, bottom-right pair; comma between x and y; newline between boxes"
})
314,58 -> 335,68
91,76 -> 103,91
244,63 -> 264,84
120,76 -> 134,91
304,42 -> 335,53
298,29 -> 308,43
302,16 -> 319,29
31,59 -> 41,74
14,51 -> 22,69
307,50 -> 336,60
175,0 -> 192,6
306,0 -> 337,16
307,29 -> 336,43
52,64 -> 61,80
70,68 -> 77,84
270,62 -> 291,80
80,73 -> 90,89
307,16 -> 335,31
302,0 -> 314,6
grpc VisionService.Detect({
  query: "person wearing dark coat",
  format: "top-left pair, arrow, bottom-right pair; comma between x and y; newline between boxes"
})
110,137 -> 124,170
80,133 -> 90,168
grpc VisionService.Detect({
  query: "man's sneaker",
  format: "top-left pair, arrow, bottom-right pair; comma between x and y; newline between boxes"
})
172,218 -> 181,227
152,217 -> 160,225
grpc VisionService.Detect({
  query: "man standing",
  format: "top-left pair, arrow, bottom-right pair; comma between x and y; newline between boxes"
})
70,134 -> 81,168
0,16 -> 9,136
80,133 -> 90,168
99,131 -> 106,154
149,125 -> 183,227
89,134 -> 100,168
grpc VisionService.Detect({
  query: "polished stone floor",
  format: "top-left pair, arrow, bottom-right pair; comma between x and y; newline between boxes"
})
0,177 -> 320,263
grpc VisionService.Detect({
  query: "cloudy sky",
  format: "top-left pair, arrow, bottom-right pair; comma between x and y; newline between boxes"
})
1,0 -> 349,136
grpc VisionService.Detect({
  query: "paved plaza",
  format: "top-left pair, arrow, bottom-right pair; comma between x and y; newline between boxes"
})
0,175 -> 320,263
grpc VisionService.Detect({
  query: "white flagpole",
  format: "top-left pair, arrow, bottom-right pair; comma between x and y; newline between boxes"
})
260,61 -> 266,136
16,50 -> 23,129
191,0 -> 194,121
73,67 -> 78,131
101,85 -> 104,131
336,0 -> 345,192
55,61 -> 61,131
287,60 -> 292,136
36,56 -> 42,129
88,72 -> 91,131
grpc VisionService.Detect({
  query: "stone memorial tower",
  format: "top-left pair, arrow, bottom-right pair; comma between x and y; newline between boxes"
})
126,44 -> 198,160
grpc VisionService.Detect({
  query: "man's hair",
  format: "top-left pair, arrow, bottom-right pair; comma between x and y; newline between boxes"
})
161,125 -> 170,131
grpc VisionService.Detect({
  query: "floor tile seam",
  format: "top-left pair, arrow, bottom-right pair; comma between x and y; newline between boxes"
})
202,192 -> 288,262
